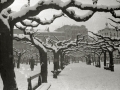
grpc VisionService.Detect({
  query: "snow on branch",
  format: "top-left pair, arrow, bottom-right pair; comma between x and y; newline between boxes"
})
108,18 -> 120,24
88,35 -> 97,42
0,0 -> 14,11
89,31 -> 113,42
20,21 -> 39,27
65,41 -> 77,48
31,37 -> 47,52
57,38 -> 71,46
109,23 -> 120,31
15,24 -> 27,34
88,31 -> 118,51
53,35 -> 59,41
110,9 -> 120,18
14,33 -> 47,52
64,8 -> 95,22
1,8 -> 12,18
28,12 -> 64,25
8,0 -> 98,23
63,48 -> 76,53
63,38 -> 71,44
13,34 -> 31,42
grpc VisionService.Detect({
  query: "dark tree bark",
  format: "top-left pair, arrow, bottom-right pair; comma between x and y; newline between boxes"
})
98,56 -> 101,68
39,50 -> 48,83
17,53 -> 21,68
104,51 -> 106,67
53,52 -> 59,71
109,51 -> 114,71
60,52 -> 64,70
0,26 -> 17,90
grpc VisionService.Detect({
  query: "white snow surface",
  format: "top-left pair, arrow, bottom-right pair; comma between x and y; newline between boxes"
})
49,62 -> 120,90
0,61 -> 120,90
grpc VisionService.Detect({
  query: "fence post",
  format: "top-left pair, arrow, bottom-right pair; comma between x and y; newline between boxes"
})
28,77 -> 32,90
38,74 -> 42,86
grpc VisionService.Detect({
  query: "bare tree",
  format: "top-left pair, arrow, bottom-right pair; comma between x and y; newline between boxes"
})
13,48 -> 28,68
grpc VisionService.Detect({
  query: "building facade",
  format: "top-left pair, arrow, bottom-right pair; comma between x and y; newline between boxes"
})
97,23 -> 120,64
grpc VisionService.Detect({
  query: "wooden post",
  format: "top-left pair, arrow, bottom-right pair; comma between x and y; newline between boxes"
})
28,77 -> 32,90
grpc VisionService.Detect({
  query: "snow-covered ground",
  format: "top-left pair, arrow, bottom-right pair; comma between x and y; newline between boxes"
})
0,62 -> 120,90
49,62 -> 120,90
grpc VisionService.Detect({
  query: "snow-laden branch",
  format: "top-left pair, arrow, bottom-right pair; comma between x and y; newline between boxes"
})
13,34 -> 31,42
15,23 -> 38,36
114,45 -> 120,53
28,12 -> 64,25
109,23 -> 120,31
89,31 -> 120,42
20,21 -> 39,27
67,41 -> 77,47
63,48 -> 76,54
110,9 -> 120,18
88,35 -> 97,42
15,24 -> 27,34
108,18 -> 120,24
53,35 -> 59,41
56,38 -> 71,46
14,34 -> 47,52
0,0 -> 14,12
89,31 -> 117,52
9,0 -> 97,23
32,37 -> 47,52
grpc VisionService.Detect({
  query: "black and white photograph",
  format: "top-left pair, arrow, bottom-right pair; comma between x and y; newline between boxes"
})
0,0 -> 120,90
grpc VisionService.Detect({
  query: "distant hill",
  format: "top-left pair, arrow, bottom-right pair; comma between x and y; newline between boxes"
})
55,25 -> 88,32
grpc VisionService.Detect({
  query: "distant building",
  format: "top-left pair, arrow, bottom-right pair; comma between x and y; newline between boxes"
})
98,23 -> 120,38
97,23 -> 120,64
36,31 -> 65,42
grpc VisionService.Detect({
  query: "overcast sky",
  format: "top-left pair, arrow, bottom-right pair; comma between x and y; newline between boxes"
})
9,0 -> 120,34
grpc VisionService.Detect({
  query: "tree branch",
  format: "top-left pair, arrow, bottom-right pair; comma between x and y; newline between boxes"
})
15,24 -> 27,34
13,34 -> 31,42
20,20 -> 39,27
28,12 -> 64,25
0,0 -> 14,12
9,0 -> 97,23
108,18 -> 120,24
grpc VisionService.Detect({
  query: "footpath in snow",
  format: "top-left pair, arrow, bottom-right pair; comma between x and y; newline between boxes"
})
48,62 -> 120,90
0,62 -> 120,90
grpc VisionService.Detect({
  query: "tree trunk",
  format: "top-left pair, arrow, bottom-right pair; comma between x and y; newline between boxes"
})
39,50 -> 48,83
109,51 -> 114,71
104,51 -> 106,67
0,31 -> 17,90
93,53 -> 95,66
98,56 -> 101,68
17,54 -> 21,68
60,52 -> 64,69
53,52 -> 59,71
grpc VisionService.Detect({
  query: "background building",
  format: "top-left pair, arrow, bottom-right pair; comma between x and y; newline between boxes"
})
97,23 -> 120,64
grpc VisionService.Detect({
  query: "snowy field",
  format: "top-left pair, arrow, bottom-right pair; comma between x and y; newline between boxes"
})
0,62 -> 120,90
